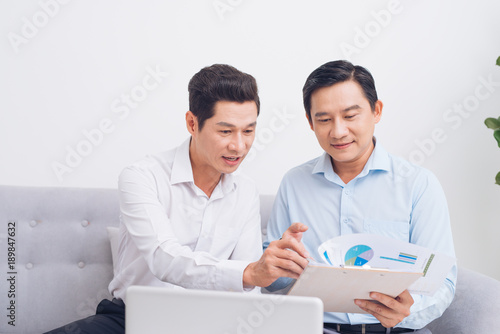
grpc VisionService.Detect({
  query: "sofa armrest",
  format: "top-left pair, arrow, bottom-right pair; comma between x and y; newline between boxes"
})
425,267 -> 500,333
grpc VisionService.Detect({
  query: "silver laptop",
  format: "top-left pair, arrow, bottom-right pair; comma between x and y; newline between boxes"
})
126,286 -> 324,334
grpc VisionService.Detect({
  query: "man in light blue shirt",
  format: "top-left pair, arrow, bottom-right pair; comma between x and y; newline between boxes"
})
265,60 -> 456,333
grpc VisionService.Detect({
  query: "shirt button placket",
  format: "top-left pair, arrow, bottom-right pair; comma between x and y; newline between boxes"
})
197,201 -> 213,250
340,187 -> 352,234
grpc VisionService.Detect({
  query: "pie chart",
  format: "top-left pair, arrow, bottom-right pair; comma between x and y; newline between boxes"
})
344,245 -> 374,266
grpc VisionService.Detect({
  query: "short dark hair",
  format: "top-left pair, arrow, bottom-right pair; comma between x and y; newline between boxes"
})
188,64 -> 260,130
302,60 -> 378,121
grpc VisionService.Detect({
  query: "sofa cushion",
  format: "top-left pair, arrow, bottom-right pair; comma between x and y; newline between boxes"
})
425,266 -> 500,333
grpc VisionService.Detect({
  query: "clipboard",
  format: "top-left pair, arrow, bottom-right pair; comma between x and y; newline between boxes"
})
287,264 -> 423,313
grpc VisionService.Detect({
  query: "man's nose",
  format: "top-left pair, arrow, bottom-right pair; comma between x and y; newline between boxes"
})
228,133 -> 245,152
330,120 -> 349,139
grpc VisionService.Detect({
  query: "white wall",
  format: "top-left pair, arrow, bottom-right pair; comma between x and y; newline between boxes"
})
1,0 -> 500,280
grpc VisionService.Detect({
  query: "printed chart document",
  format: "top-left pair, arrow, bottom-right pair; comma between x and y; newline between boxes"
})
287,234 -> 456,313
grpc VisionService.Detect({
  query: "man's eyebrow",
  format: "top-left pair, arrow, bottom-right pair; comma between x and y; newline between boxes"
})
314,105 -> 361,117
343,105 -> 361,112
313,112 -> 329,118
216,121 -> 257,127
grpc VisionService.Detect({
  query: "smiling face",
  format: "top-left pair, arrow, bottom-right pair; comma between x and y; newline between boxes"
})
308,80 -> 382,174
187,100 -> 258,182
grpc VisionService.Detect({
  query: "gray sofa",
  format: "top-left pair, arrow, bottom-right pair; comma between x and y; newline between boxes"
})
1,185 -> 499,333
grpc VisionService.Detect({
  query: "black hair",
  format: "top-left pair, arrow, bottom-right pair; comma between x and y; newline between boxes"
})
303,60 -> 378,121
188,64 -> 260,130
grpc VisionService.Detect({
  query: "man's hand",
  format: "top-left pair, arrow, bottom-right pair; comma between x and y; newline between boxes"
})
243,223 -> 309,287
354,290 -> 414,328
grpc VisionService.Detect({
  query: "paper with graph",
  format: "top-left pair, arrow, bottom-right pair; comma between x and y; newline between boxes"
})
288,233 -> 455,313
317,233 -> 455,295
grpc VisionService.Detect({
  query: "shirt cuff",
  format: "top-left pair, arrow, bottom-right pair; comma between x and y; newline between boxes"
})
265,277 -> 294,292
216,259 -> 251,292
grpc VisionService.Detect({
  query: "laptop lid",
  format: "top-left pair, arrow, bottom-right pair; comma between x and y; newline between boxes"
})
126,286 -> 324,334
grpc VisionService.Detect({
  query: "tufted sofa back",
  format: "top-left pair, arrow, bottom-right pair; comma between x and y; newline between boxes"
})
0,186 -> 275,334
0,186 -> 120,333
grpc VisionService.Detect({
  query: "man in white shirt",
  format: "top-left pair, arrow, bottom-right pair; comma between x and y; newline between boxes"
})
44,64 -> 309,334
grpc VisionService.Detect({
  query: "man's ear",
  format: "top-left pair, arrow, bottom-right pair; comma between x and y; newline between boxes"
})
373,100 -> 383,124
185,111 -> 198,135
306,112 -> 314,131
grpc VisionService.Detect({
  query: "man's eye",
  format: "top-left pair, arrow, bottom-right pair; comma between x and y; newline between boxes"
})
244,129 -> 254,134
220,130 -> 231,134
345,115 -> 356,119
317,118 -> 330,123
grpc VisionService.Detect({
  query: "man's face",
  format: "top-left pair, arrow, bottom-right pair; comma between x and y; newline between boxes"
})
308,80 -> 382,168
188,100 -> 258,176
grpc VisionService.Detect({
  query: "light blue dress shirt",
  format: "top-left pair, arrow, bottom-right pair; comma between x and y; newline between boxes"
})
264,141 -> 457,329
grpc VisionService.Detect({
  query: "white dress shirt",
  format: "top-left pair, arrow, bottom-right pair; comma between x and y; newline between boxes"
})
109,138 -> 263,301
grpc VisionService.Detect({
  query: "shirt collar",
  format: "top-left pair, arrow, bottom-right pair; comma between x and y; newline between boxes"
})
170,137 -> 236,196
220,173 -> 236,195
312,151 -> 337,183
312,137 -> 391,182
358,138 -> 391,177
170,137 -> 194,185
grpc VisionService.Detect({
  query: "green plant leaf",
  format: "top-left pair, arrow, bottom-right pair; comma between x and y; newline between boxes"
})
497,56 -> 500,66
485,117 -> 500,129
494,129 -> 500,147
496,171 -> 500,185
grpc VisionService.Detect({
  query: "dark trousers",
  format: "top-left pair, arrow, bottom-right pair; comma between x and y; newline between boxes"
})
44,299 -> 125,334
